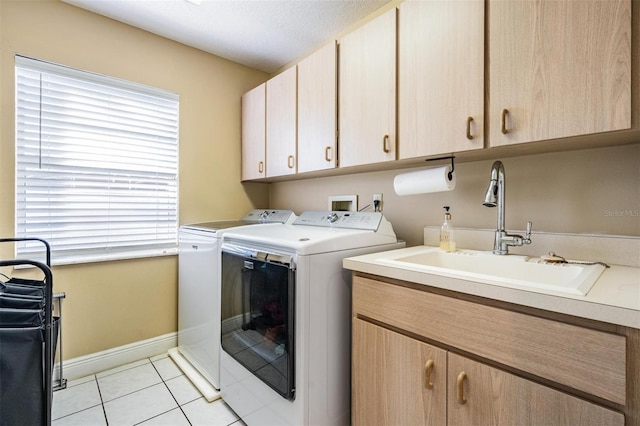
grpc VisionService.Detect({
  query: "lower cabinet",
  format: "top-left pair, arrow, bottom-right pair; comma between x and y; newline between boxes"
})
447,352 -> 623,426
352,275 -> 630,426
353,319 -> 623,426
352,318 -> 446,425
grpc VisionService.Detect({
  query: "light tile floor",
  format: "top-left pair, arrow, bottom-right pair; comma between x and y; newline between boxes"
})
52,354 -> 245,426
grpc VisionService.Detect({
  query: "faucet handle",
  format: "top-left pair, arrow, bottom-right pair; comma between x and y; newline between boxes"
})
524,221 -> 533,244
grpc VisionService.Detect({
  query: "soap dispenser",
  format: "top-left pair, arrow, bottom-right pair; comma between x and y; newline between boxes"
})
440,206 -> 456,252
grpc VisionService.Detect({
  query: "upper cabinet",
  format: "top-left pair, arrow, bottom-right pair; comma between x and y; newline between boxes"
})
241,83 -> 266,181
241,0 -> 636,181
297,41 -> 338,173
266,66 -> 297,177
339,8 -> 397,168
398,0 -> 484,159
489,0 -> 632,147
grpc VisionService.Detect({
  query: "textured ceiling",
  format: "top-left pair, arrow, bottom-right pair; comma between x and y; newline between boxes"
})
61,0 -> 391,73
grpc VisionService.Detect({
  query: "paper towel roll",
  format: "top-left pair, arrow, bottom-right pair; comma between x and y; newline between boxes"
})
393,166 -> 456,195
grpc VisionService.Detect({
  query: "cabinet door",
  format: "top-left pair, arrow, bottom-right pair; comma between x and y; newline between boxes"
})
298,41 -> 337,173
241,83 -> 266,181
489,0 -> 631,146
352,318 -> 446,426
266,66 -> 297,177
398,0 -> 484,158
339,8 -> 397,168
447,352 -> 624,426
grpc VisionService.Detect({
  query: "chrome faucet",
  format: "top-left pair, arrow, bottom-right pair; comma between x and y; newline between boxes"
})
482,161 -> 532,255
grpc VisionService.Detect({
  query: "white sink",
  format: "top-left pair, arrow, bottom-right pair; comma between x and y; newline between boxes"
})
377,247 -> 606,296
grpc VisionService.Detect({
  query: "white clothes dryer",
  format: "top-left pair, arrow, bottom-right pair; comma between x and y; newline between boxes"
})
173,210 -> 296,401
219,211 -> 405,425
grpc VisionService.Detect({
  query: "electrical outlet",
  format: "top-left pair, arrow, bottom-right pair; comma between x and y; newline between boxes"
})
373,193 -> 383,212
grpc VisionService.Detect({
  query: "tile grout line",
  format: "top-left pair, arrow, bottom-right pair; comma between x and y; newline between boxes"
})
51,375 -> 105,424
100,382 -> 165,406
150,356 -> 194,426
99,359 -> 166,425
55,356 -> 234,425
94,374 -> 110,426
95,359 -> 152,381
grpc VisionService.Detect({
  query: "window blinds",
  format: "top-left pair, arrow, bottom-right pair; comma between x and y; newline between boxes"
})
15,56 -> 179,265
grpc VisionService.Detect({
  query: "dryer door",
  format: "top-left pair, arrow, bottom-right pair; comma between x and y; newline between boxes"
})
220,245 -> 296,400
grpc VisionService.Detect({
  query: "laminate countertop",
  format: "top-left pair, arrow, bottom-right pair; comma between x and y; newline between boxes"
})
344,245 -> 640,329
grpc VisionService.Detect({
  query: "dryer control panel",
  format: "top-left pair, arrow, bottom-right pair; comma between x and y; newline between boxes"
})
241,209 -> 296,223
293,211 -> 383,230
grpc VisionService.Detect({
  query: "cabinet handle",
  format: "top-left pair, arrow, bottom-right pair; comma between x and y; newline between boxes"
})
501,109 -> 509,134
466,117 -> 474,140
325,146 -> 332,162
382,134 -> 391,153
287,155 -> 295,169
424,359 -> 434,389
258,161 -> 264,174
456,372 -> 467,405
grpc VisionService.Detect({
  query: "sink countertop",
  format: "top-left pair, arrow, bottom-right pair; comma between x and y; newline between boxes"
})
343,245 -> 640,329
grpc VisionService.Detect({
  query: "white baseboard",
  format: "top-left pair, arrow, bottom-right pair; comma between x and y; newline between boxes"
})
54,332 -> 177,382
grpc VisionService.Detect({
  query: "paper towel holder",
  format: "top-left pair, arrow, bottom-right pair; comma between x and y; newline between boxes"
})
425,156 -> 455,181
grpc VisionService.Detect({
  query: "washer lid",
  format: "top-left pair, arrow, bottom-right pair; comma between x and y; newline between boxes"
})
181,209 -> 296,232
221,211 -> 398,255
180,220 -> 249,233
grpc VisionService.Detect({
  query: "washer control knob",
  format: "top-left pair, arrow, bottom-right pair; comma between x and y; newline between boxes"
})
327,212 -> 339,223
259,211 -> 270,220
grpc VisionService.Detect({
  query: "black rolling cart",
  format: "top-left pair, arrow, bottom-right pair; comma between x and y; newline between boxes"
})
0,238 -> 60,426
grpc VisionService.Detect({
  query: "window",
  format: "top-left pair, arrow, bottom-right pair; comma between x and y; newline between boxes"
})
15,56 -> 179,265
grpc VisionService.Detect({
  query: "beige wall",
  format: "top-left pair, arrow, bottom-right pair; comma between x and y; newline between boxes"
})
1,0 -> 269,359
1,0 -> 638,361
271,143 -> 640,248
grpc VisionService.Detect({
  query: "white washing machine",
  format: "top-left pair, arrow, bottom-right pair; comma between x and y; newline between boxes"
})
219,211 -> 405,425
172,210 -> 296,401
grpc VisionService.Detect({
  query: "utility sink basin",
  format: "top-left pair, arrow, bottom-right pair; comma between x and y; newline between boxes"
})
377,247 -> 606,296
